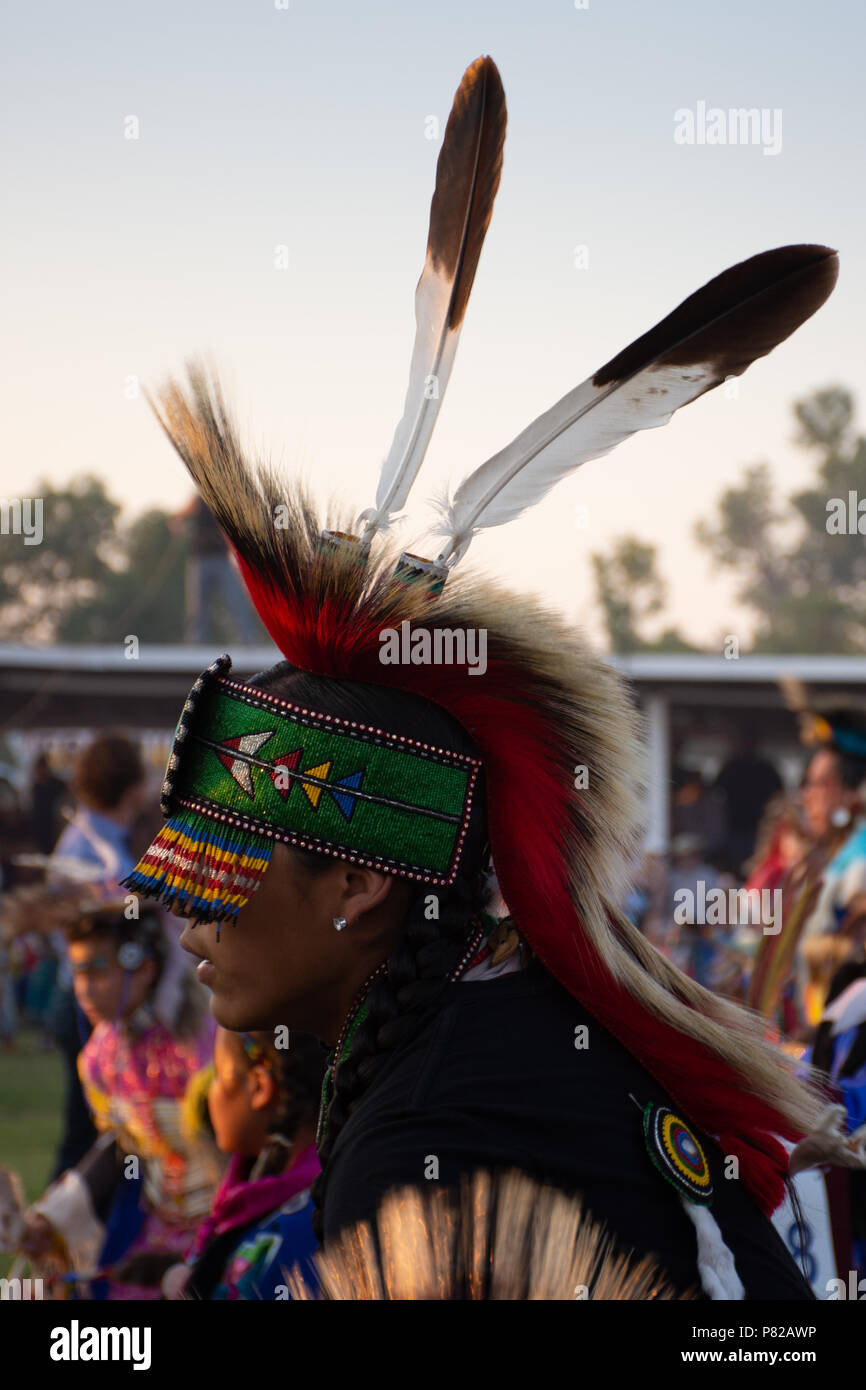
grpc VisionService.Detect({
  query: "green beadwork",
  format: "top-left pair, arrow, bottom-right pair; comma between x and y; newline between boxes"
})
317,998 -> 375,1151
168,675 -> 478,883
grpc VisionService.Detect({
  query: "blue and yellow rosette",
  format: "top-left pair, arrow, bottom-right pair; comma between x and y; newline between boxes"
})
642,1103 -> 713,1206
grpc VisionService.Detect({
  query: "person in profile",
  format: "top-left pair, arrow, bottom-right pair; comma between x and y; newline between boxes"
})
164,1028 -> 323,1301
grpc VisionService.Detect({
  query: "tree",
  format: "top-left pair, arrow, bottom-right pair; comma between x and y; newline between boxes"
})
591,537 -> 698,653
57,510 -> 189,644
0,478 -> 190,645
696,388 -> 866,653
0,477 -> 122,642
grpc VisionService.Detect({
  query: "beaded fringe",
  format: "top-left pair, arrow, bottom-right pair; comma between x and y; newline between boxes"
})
122,807 -> 274,923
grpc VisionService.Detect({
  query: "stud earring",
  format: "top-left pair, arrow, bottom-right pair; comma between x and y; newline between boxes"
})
333,916 -> 348,933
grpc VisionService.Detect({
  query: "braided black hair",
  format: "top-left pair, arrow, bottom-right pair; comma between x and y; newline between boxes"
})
228,1029 -> 327,1178
184,1029 -> 326,1301
251,662 -> 491,1242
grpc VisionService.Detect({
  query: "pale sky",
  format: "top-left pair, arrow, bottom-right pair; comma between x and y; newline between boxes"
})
2,0 -> 864,648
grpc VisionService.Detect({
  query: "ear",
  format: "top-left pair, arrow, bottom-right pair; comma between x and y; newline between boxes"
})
338,864 -> 402,924
247,1063 -> 278,1114
303,858 -> 402,926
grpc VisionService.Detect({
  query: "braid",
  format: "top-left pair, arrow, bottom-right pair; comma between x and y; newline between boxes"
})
310,862 -> 490,1242
247,660 -> 492,1244
248,1032 -> 327,1179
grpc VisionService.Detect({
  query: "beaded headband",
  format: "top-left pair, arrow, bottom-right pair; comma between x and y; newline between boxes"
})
122,655 -> 482,922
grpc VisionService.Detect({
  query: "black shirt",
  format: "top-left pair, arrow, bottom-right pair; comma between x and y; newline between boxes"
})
322,959 -> 813,1299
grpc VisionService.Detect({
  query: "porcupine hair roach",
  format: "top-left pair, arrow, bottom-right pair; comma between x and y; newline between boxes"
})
144,365 -> 828,1219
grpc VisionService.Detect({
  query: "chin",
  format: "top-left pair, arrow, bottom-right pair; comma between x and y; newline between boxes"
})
209,993 -> 261,1033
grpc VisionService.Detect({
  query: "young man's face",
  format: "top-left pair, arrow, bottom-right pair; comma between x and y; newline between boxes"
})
173,842 -> 409,1043
69,937 -> 154,1026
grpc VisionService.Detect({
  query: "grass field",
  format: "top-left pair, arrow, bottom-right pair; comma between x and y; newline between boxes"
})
0,1030 -> 64,1200
0,1029 -> 64,1275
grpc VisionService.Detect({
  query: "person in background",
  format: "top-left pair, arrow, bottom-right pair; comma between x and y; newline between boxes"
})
22,903 -> 217,1299
0,776 -> 29,890
743,794 -> 809,899
24,930 -> 58,1048
48,735 -> 147,1176
797,710 -> 866,1026
733,796 -> 811,1024
671,768 -> 726,864
666,833 -> 720,987
748,738 -> 852,1038
51,736 -> 146,895
626,852 -> 668,948
0,936 -> 18,1051
163,1028 -> 323,1300
29,752 -> 69,856
809,894 -> 866,1278
714,738 -> 783,876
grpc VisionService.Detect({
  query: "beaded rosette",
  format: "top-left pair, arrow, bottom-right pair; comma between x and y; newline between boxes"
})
123,656 -> 481,922
641,1103 -> 713,1205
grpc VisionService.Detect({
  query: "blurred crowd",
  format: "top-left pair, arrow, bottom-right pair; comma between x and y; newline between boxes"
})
0,739 -> 163,1064
626,727 -> 866,1046
1,712 -> 865,1295
0,733 -> 322,1299
4,721 -> 866,1060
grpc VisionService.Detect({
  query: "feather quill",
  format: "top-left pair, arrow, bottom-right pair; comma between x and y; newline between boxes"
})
356,55 -> 506,542
436,244 -> 838,565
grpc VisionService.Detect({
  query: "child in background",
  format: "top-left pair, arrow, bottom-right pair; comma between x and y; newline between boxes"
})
22,903 -> 217,1297
164,1027 -> 324,1300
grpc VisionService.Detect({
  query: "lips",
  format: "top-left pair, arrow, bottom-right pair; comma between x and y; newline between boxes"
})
196,959 -> 217,987
180,924 -> 219,988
